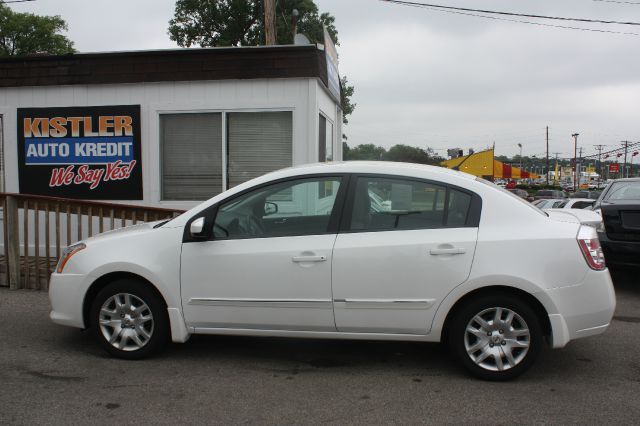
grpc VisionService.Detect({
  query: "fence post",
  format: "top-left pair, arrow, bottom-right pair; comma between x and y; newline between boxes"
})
6,195 -> 21,290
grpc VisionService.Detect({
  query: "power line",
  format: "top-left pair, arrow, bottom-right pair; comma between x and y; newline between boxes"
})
582,141 -> 640,159
380,0 -> 640,36
381,0 -> 640,26
0,0 -> 37,4
592,0 -> 640,5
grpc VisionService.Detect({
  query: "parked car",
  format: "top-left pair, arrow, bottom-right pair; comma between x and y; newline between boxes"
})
593,178 -> 640,272
571,190 -> 602,200
557,198 -> 596,209
49,162 -> 615,381
534,189 -> 567,200
507,188 -> 529,199
533,198 -> 567,209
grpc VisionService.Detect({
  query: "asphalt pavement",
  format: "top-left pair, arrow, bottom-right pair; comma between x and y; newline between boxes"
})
1,274 -> 639,425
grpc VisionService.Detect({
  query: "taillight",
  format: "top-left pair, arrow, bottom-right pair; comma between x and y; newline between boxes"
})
577,226 -> 606,270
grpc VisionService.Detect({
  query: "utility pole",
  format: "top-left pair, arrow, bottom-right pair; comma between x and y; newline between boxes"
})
622,141 -> 629,178
594,144 -> 605,187
572,133 -> 579,191
264,0 -> 277,45
546,126 -> 549,185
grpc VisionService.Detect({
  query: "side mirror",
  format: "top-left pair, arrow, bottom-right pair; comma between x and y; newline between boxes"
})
264,202 -> 278,216
190,217 -> 206,238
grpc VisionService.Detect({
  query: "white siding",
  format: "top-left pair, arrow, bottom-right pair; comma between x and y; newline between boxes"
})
0,77 -> 340,210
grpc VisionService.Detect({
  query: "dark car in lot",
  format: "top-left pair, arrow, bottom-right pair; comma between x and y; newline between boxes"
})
571,190 -> 602,200
593,178 -> 640,272
534,189 -> 567,200
507,188 -> 533,202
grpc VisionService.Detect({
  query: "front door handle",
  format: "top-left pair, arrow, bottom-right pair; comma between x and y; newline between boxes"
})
430,247 -> 466,255
292,255 -> 327,262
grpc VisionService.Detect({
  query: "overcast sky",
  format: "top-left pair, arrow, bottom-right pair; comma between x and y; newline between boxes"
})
8,0 -> 640,158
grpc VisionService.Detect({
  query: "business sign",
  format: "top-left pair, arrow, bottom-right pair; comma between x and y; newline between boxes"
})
323,26 -> 341,103
609,163 -> 620,174
18,105 -> 142,199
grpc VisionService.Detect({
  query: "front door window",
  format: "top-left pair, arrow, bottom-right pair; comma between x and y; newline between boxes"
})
213,177 -> 343,239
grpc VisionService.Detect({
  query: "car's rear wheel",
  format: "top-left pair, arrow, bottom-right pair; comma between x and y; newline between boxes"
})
449,295 -> 542,381
90,279 -> 169,359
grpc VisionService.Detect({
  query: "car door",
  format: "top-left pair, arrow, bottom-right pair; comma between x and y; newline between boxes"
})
332,175 -> 480,335
181,175 -> 346,332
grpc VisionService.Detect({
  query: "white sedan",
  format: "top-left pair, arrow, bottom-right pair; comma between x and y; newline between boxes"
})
49,162 -> 615,381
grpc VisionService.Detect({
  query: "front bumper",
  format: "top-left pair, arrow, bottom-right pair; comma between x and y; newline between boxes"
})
49,272 -> 88,329
541,269 -> 616,348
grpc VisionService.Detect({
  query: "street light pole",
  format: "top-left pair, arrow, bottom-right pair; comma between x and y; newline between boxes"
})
518,143 -> 522,170
572,133 -> 579,191
546,126 -> 549,185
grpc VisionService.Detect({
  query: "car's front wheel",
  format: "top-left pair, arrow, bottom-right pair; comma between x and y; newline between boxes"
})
90,279 -> 169,359
449,295 -> 542,381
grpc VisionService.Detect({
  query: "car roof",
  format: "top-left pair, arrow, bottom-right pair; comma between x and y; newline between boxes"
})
291,161 -> 474,176
265,161 -> 479,182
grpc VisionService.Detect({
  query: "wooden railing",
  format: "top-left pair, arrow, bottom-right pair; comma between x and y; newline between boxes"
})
0,193 -> 185,291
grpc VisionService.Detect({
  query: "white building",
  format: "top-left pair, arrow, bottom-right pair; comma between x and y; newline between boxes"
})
0,45 -> 343,210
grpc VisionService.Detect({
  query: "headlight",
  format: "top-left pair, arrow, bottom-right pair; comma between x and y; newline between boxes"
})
56,242 -> 86,273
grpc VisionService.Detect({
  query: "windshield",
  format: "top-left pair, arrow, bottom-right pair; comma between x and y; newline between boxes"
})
475,178 -> 547,216
604,181 -> 640,202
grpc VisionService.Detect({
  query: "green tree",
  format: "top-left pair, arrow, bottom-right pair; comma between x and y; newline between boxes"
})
169,0 -> 337,47
168,0 -> 354,123
344,143 -> 387,161
342,141 -> 351,159
0,4 -> 74,57
340,76 -> 355,125
382,144 -> 442,165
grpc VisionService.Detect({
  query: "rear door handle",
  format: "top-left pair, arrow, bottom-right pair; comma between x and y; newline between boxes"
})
292,255 -> 327,263
430,247 -> 466,255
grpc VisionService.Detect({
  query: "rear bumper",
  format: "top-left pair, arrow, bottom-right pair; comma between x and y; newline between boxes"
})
540,269 -> 616,348
598,232 -> 640,269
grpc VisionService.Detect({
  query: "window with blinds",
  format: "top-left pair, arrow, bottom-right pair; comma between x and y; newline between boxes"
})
160,113 -> 223,201
227,111 -> 293,188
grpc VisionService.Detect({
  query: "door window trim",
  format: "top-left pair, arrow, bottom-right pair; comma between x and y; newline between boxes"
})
183,173 -> 351,243
338,173 -> 482,234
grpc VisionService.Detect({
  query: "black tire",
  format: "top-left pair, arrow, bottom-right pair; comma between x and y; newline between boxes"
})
90,279 -> 169,360
448,294 -> 542,381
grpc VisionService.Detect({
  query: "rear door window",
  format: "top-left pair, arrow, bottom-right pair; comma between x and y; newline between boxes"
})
347,176 -> 478,231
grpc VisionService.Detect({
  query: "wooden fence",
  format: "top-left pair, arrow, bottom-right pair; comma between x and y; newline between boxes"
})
0,193 -> 185,291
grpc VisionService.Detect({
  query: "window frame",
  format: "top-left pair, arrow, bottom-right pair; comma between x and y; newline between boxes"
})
318,112 -> 334,163
159,111 -> 225,202
158,108 -> 294,203
338,173 -> 482,234
183,173 -> 351,243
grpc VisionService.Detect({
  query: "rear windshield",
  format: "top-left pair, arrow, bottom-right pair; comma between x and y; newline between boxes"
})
604,181 -> 640,201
